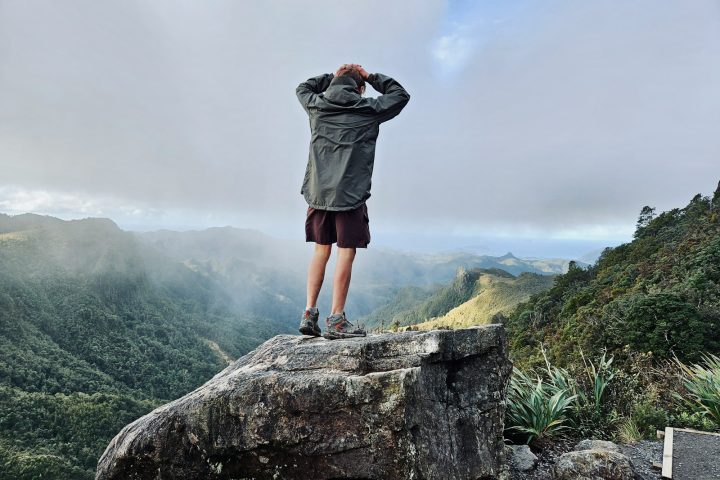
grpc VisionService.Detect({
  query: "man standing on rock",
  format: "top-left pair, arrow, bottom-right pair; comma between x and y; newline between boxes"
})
296,64 -> 410,339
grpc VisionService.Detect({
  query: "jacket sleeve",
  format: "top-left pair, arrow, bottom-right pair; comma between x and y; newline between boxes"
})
296,73 -> 334,114
367,73 -> 411,123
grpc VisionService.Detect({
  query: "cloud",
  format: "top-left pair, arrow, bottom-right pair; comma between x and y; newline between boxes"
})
0,185 -> 159,219
1,0 -> 718,243
432,27 -> 477,74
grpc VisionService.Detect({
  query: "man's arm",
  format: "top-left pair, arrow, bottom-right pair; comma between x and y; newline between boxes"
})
366,72 -> 411,123
347,64 -> 410,122
296,73 -> 334,113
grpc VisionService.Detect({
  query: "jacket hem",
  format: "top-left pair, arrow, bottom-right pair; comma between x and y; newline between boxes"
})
304,195 -> 369,212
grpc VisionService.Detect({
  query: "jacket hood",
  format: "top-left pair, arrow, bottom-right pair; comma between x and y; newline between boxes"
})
323,76 -> 361,106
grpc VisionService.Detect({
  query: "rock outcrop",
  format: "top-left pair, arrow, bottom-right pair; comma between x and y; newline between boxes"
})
96,325 -> 512,480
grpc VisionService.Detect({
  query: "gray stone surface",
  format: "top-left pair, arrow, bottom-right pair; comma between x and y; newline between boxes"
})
509,444 -> 539,472
553,449 -> 639,480
96,325 -> 512,480
574,439 -> 623,453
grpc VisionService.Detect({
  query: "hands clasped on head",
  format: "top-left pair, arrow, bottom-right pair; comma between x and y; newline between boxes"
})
335,63 -> 369,80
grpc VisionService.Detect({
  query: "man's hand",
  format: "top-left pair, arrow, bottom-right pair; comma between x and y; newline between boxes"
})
348,64 -> 369,80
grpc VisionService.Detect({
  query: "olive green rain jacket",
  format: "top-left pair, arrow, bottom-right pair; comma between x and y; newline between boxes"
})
296,72 -> 410,211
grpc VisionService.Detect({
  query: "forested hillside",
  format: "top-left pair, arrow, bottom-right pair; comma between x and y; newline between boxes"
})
362,268 -> 554,331
0,214 -> 292,479
413,271 -> 555,330
506,184 -> 720,369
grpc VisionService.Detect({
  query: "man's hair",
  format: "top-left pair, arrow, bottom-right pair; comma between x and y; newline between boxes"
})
336,67 -> 365,91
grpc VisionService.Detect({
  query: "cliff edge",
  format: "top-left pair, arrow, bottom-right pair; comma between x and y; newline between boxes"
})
96,325 -> 512,480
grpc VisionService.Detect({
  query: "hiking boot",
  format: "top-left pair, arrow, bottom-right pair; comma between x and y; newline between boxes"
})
299,307 -> 321,336
323,312 -> 366,340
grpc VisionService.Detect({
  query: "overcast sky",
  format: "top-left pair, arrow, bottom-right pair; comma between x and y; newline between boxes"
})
1,0 -> 719,257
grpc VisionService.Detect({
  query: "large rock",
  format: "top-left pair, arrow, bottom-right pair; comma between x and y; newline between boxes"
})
573,439 -> 622,453
96,325 -> 512,480
552,449 -> 639,480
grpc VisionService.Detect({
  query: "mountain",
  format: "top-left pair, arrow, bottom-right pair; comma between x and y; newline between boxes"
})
0,212 -> 582,478
0,214 -> 293,479
361,267 -> 555,330
505,185 -> 720,369
412,270 -> 556,330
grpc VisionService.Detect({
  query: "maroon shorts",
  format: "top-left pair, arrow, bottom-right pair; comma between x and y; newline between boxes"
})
305,203 -> 370,248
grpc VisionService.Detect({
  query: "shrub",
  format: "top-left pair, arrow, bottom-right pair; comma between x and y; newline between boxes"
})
631,399 -> 668,438
667,411 -> 719,432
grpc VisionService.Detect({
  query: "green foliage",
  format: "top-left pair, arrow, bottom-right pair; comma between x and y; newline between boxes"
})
506,347 -> 626,446
580,350 -> 616,412
630,399 -> 668,438
505,368 -> 577,445
634,206 -> 656,237
622,293 -> 710,361
506,188 -> 720,370
667,410 -> 719,432
0,386 -> 159,478
0,441 -> 93,480
364,268 -> 554,330
504,187 -> 720,444
0,215 -> 295,477
544,348 -> 619,439
673,353 -> 720,427
617,417 -> 642,444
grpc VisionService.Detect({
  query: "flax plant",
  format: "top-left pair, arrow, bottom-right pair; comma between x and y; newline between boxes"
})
673,353 -> 720,427
505,367 -> 577,445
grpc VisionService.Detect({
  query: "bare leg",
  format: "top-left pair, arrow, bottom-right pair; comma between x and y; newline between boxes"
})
331,247 -> 356,314
306,243 -> 332,308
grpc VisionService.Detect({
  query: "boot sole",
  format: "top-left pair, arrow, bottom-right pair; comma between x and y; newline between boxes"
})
299,326 -> 321,337
322,331 -> 367,340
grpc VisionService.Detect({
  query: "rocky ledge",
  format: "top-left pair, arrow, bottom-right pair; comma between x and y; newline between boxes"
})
96,325 -> 512,480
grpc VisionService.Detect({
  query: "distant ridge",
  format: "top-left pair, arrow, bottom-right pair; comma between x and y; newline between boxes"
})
362,267 -> 555,330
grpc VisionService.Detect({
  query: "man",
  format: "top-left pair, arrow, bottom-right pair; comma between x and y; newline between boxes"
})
296,63 -> 410,339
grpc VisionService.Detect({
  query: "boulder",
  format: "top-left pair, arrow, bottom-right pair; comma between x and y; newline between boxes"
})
553,449 -> 639,480
96,325 -> 513,480
508,444 -> 538,472
573,439 -> 622,453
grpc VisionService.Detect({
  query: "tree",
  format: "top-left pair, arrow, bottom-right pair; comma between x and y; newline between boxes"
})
634,206 -> 656,238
